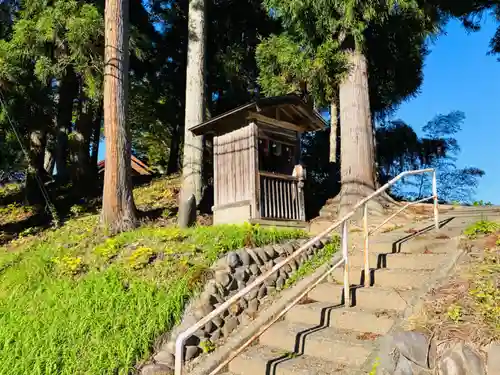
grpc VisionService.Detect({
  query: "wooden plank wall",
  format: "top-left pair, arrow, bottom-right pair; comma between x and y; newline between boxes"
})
213,124 -> 256,208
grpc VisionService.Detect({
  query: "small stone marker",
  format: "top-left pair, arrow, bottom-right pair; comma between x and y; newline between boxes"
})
178,194 -> 196,228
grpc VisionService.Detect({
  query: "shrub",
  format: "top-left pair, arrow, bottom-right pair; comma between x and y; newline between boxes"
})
464,220 -> 499,239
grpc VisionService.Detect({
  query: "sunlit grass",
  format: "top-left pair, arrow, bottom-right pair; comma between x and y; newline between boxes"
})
0,216 -> 307,375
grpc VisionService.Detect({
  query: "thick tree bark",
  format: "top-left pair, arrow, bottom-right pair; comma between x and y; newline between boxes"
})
338,49 -> 382,217
328,96 -> 341,197
178,0 -> 206,226
101,0 -> 137,232
44,133 -> 56,176
73,93 -> 93,184
26,129 -> 47,205
54,67 -> 78,182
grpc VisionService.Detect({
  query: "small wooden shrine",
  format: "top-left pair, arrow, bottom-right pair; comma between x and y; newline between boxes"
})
191,94 -> 327,226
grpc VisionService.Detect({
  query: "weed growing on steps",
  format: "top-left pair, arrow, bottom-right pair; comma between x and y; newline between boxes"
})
0,217 -> 307,375
468,247 -> 500,332
199,339 -> 216,354
463,220 -> 499,239
406,230 -> 500,346
368,357 -> 380,375
283,236 -> 340,290
447,304 -> 463,323
280,350 -> 298,359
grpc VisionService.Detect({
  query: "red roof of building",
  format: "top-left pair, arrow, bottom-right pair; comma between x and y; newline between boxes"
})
98,155 -> 153,176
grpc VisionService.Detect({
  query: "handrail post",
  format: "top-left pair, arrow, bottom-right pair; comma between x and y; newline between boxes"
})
341,221 -> 350,307
363,203 -> 369,287
432,170 -> 439,231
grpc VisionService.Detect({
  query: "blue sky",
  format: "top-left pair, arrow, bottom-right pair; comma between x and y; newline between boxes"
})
392,17 -> 500,204
100,16 -> 499,203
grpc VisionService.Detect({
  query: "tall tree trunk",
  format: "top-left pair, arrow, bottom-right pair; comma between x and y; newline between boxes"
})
338,49 -> 382,217
328,96 -> 341,197
178,0 -> 206,226
54,67 -> 78,182
101,0 -> 137,232
73,99 -> 93,185
166,124 -> 180,175
44,133 -> 56,176
329,97 -> 339,163
26,129 -> 47,205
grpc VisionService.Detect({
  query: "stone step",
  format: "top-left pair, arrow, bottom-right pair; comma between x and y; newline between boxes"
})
259,322 -> 374,368
318,206 -> 337,217
229,344 -> 363,375
308,220 -> 338,235
286,302 -> 396,335
308,283 -> 409,312
348,252 -> 447,270
347,240 -> 451,254
328,266 -> 431,289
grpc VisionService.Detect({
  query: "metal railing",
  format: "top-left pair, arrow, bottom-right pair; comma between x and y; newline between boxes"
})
174,168 -> 439,375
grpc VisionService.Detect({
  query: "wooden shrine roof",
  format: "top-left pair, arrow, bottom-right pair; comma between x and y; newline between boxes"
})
190,94 -> 327,136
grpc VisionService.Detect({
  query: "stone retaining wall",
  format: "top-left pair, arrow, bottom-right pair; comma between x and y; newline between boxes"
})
141,237 -> 332,374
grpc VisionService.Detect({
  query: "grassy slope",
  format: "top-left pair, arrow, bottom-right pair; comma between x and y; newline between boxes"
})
0,177 -> 308,375
407,220 -> 500,345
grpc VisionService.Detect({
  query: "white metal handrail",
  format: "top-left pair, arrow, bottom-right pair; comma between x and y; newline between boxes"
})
174,168 -> 439,375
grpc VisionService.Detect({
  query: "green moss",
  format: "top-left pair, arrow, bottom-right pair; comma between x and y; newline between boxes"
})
0,183 -> 22,199
0,203 -> 36,226
133,175 -> 180,211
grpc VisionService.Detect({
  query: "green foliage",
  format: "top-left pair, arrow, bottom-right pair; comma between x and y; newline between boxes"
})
447,304 -> 463,323
256,34 -> 345,106
470,279 -> 500,328
127,247 -> 155,270
52,255 -> 86,276
281,350 -> 298,359
0,203 -> 35,225
93,238 -> 123,261
262,0 -> 429,50
464,220 -> 500,239
257,0 -> 443,114
3,0 -> 102,95
490,5 -> 500,58
69,204 -> 85,217
369,357 -> 380,375
378,111 -> 484,203
133,175 -> 180,211
0,216 -> 307,374
473,200 -> 493,206
283,237 -> 339,289
468,248 -> 500,333
199,339 -> 216,354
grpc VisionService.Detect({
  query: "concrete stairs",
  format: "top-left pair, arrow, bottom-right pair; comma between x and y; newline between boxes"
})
225,211 -> 500,375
